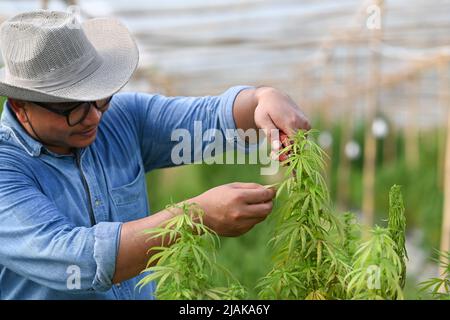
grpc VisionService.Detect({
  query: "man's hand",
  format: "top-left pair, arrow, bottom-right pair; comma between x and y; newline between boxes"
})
190,182 -> 276,237
233,86 -> 311,155
253,87 -> 311,149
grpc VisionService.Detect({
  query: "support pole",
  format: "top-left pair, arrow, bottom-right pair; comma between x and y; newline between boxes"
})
362,0 -> 383,227
440,59 -> 450,279
337,45 -> 356,209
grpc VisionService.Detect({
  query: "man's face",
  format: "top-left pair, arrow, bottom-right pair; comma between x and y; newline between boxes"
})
10,99 -> 106,155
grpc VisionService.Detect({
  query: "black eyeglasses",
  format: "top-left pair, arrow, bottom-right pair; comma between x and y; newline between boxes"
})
30,96 -> 113,127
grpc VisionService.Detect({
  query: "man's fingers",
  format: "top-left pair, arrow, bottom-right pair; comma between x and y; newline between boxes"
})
239,188 -> 275,204
277,111 -> 311,140
230,182 -> 265,189
263,183 -> 278,192
245,201 -> 274,218
280,132 -> 291,147
277,121 -> 297,138
277,132 -> 294,163
279,153 -> 289,162
299,111 -> 312,131
255,111 -> 280,150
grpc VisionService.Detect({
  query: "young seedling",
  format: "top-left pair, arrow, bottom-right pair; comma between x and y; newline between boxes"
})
136,202 -> 246,299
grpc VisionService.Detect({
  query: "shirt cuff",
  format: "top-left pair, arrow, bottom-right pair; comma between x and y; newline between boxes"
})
91,221 -> 123,291
219,85 -> 260,154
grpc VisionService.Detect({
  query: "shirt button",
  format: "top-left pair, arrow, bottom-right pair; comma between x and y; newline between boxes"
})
95,199 -> 101,206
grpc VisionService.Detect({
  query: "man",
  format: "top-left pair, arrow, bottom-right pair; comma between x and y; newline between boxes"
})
0,10 -> 310,299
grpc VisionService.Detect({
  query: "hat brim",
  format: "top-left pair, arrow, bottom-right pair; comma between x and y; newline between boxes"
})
0,17 -> 139,103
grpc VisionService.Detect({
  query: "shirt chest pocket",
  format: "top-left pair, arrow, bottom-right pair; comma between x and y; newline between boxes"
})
110,166 -> 148,222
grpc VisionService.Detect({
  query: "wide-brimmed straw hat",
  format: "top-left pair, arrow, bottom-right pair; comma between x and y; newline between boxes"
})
0,10 -> 139,103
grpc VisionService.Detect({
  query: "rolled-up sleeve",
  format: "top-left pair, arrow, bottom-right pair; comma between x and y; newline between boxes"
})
0,163 -> 122,293
92,222 -> 122,291
217,85 -> 260,154
111,85 -> 258,172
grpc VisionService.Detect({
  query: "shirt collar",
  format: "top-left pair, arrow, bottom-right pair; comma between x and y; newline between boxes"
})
1,100 -> 44,157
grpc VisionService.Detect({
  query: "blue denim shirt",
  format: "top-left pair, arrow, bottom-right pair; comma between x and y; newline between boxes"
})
0,85 -> 252,299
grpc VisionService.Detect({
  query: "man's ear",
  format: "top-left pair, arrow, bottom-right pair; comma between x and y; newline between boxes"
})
8,98 -> 28,123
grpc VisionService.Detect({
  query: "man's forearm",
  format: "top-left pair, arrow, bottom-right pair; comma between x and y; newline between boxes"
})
112,181 -> 276,284
112,207 -> 182,284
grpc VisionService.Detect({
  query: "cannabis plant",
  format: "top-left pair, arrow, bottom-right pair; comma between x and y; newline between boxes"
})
136,202 -> 246,299
256,130 -> 350,299
388,185 -> 408,287
342,212 -> 361,260
419,250 -> 450,300
345,227 -> 404,299
345,185 -> 407,300
257,130 -> 408,300
138,129 -> 409,300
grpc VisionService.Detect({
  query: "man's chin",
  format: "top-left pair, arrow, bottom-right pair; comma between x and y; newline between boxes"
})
71,136 -> 96,149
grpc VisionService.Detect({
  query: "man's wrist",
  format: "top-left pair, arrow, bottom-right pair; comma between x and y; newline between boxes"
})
254,86 -> 277,102
232,87 -> 259,131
